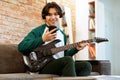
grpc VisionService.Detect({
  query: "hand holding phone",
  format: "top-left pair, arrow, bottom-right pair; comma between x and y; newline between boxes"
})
42,26 -> 59,41
48,26 -> 58,33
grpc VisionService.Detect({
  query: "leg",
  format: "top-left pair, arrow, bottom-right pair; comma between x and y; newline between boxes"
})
40,56 -> 76,76
75,61 -> 92,76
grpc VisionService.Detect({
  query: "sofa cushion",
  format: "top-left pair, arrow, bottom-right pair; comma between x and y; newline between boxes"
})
0,44 -> 25,73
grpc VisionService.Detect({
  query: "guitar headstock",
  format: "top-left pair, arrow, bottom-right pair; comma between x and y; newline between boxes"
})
93,37 -> 109,43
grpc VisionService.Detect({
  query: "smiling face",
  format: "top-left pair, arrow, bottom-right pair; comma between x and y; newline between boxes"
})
45,8 -> 60,26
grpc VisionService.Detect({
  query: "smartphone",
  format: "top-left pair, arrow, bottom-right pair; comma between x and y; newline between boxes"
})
48,26 -> 58,33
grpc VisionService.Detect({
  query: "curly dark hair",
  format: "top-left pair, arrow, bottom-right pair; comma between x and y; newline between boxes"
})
42,2 -> 63,19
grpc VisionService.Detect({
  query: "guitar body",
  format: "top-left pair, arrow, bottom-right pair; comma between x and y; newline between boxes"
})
24,39 -> 61,72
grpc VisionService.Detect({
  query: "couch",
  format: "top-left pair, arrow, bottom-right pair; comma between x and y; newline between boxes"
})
0,44 -> 111,80
0,44 -> 58,80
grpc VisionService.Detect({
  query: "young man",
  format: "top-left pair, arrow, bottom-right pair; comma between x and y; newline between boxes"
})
18,2 -> 92,76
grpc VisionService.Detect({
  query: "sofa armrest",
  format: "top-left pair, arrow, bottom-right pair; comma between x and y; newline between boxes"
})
76,60 -> 111,75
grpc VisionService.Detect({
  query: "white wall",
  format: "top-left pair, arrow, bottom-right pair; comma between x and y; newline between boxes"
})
75,0 -> 89,60
76,0 -> 120,75
96,0 -> 120,75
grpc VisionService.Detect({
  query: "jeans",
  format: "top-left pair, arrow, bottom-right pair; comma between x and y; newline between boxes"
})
40,56 -> 92,76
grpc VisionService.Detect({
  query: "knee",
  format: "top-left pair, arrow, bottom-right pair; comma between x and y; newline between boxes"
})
86,62 -> 92,75
83,62 -> 92,76
85,62 -> 92,72
76,61 -> 92,76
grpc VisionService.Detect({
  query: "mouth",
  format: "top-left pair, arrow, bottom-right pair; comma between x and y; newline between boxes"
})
50,20 -> 57,25
51,20 -> 57,23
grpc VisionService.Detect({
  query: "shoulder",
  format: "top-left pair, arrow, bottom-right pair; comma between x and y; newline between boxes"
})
31,24 -> 47,34
33,24 -> 46,31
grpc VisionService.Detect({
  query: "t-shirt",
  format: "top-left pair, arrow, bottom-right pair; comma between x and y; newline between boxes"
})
43,26 -> 65,59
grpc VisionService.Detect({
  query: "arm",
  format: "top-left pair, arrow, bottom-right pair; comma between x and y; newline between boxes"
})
61,30 -> 88,56
65,43 -> 88,56
64,48 -> 79,56
59,30 -> 79,56
18,26 -> 45,56
18,24 -> 58,56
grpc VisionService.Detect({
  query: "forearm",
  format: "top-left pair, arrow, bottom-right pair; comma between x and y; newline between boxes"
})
64,48 -> 79,56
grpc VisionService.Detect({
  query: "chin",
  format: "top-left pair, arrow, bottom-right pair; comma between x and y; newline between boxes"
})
50,24 -> 57,26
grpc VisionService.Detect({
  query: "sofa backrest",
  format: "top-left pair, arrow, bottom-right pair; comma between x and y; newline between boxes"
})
0,44 -> 25,73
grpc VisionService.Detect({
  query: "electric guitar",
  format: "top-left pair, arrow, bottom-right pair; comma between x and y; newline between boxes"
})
23,37 -> 108,72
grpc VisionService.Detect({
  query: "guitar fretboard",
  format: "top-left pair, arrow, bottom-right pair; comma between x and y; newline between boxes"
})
51,39 -> 93,54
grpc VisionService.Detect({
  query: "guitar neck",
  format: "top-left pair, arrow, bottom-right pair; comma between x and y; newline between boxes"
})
51,39 -> 93,54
